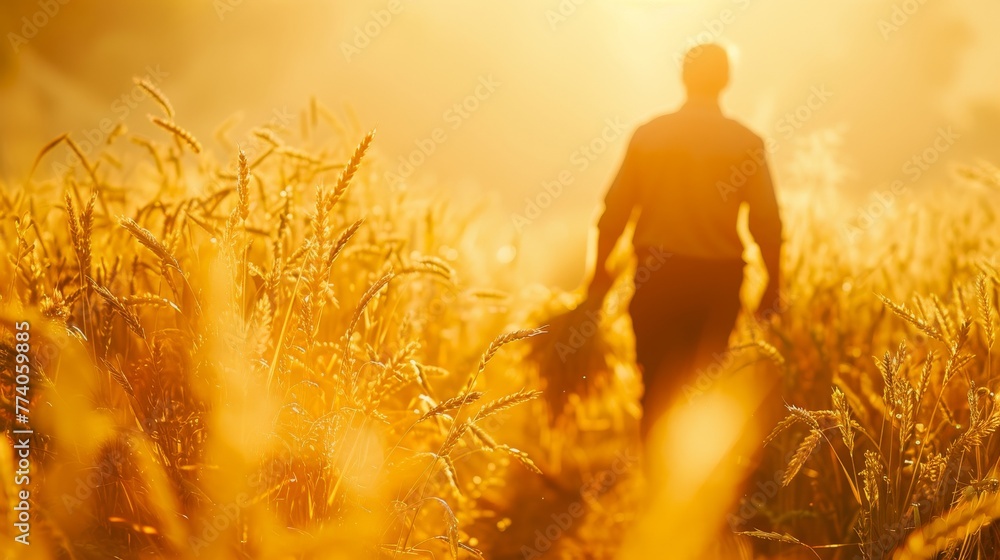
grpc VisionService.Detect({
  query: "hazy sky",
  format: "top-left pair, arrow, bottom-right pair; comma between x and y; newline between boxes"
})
1,0 -> 998,286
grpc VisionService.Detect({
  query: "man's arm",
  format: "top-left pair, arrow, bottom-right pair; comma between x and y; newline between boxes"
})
746,139 -> 784,319
586,133 -> 640,303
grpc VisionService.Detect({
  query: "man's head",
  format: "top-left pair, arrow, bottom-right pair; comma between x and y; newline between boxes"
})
682,43 -> 730,99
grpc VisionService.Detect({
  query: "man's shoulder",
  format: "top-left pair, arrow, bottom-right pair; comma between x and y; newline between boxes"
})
723,117 -> 765,142
630,114 -> 678,143
638,113 -> 678,130
634,112 -> 765,148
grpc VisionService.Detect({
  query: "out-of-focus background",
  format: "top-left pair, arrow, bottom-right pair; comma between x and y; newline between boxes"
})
4,3 -> 1000,559
2,0 -> 998,286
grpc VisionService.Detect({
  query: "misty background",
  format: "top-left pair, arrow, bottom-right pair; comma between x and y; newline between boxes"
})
1,0 -> 997,287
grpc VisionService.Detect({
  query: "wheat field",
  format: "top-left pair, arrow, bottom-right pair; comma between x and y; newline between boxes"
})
2,78 -> 1000,560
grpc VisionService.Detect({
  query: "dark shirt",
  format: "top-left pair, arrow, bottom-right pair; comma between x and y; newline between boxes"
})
600,99 -> 782,261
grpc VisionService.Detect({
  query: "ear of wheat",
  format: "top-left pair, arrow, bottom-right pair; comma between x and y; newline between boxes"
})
149,115 -> 202,153
134,77 -> 175,119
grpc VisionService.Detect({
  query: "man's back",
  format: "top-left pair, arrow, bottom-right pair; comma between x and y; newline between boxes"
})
586,41 -> 784,445
607,100 -> 778,261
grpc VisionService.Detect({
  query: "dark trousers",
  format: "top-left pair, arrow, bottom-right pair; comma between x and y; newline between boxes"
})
628,251 -> 744,442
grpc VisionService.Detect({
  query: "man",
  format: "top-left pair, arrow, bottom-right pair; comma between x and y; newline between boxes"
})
585,43 -> 783,443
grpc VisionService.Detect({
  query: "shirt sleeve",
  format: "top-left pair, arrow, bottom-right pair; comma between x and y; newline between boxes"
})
745,137 -> 783,250
597,132 -> 642,234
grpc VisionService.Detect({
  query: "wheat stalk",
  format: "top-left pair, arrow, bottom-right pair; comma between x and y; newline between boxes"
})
329,130 -> 375,207
832,387 -> 857,453
88,278 -> 145,338
134,77 -> 174,119
118,216 -> 180,269
418,392 -> 484,423
278,146 -> 322,164
224,149 -> 251,241
498,445 -> 542,474
65,135 -> 102,188
782,429 -> 821,486
464,328 -> 545,393
326,219 -> 364,268
149,116 -> 202,154
893,495 -> 1000,560
473,389 -> 542,422
977,275 -> 996,349
65,193 -> 95,278
879,294 -> 946,342
28,133 -> 68,180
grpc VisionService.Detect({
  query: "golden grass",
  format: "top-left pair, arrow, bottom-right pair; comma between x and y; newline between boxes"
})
3,77 -> 1000,560
740,179 -> 1000,559
0,83 -> 548,559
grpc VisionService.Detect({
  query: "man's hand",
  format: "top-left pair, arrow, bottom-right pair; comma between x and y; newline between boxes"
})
755,280 -> 784,324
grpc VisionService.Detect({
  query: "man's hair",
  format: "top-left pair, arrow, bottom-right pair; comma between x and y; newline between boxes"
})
682,43 -> 730,97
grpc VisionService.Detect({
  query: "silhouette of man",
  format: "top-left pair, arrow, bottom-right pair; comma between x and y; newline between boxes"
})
585,43 -> 783,443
